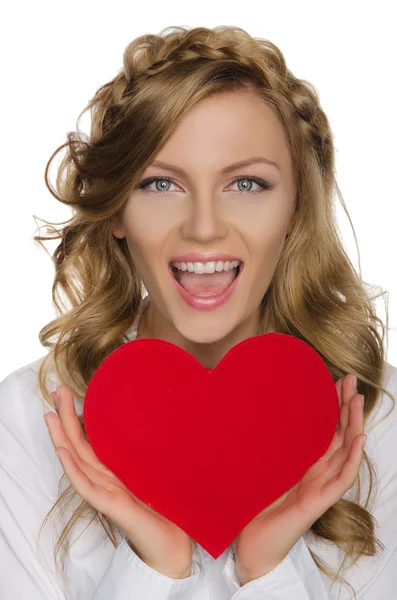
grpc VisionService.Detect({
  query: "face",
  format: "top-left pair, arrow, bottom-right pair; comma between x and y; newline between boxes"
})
110,89 -> 296,368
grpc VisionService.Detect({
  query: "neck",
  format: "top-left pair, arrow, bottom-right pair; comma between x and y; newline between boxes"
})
136,298 -> 272,370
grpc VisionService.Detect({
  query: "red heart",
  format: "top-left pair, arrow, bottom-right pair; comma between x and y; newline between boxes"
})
83,333 -> 339,559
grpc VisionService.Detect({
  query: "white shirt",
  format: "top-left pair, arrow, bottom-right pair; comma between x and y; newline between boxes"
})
1,326 -> 397,598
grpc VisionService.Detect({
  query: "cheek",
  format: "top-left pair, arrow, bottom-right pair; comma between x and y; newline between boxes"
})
236,192 -> 291,239
124,197 -> 180,243
244,228 -> 287,283
244,219 -> 288,262
122,201 -> 173,257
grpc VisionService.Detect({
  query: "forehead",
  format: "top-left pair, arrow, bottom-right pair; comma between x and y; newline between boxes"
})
146,90 -> 291,178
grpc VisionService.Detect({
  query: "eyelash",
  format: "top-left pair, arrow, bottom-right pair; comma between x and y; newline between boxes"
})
136,175 -> 274,195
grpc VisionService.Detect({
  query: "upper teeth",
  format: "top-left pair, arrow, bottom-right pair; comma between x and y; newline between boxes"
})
171,260 -> 241,274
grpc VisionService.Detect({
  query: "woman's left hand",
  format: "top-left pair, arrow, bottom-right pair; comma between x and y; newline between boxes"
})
232,373 -> 366,586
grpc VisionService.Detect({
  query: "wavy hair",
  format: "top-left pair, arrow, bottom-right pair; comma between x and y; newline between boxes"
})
34,25 -> 395,598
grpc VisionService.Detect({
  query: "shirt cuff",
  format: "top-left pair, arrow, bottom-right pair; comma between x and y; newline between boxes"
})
222,536 -> 328,599
93,536 -> 204,599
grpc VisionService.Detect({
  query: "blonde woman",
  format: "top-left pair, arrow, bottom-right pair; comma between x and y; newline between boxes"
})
1,25 -> 396,600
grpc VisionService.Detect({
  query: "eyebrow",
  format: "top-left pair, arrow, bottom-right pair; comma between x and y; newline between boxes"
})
148,156 -> 280,177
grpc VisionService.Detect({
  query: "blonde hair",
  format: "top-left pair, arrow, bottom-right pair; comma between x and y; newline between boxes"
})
33,25 -> 395,598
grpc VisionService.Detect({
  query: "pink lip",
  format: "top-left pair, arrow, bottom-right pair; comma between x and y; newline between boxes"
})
170,252 -> 242,263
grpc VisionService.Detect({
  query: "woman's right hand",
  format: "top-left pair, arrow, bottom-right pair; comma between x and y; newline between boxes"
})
44,385 -> 195,579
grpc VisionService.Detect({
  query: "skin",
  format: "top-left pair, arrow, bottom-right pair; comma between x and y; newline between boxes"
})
233,374 -> 366,585
44,89 -> 365,583
110,89 -> 296,368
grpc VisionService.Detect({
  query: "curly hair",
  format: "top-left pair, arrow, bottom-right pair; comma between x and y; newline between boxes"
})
33,25 -> 395,599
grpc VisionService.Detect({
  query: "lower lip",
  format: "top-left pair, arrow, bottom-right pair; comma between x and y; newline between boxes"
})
168,263 -> 244,311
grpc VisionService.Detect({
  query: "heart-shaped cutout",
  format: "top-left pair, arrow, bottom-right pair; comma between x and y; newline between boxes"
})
83,333 -> 339,559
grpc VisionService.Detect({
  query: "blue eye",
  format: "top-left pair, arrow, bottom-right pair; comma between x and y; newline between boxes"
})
136,175 -> 274,195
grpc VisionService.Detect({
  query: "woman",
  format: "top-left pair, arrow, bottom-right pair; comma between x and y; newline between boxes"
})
0,25 -> 396,599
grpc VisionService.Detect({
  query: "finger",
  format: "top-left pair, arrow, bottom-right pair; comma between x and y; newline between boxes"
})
324,394 -> 365,478
52,387 -> 107,471
334,375 -> 350,435
44,410 -> 90,472
324,434 -> 366,499
323,374 -> 353,459
342,393 -> 365,451
339,374 -> 358,438
322,373 -> 360,460
337,374 -> 356,432
55,446 -> 113,510
335,376 -> 343,411
44,401 -> 97,473
45,413 -> 117,491
53,387 -> 87,443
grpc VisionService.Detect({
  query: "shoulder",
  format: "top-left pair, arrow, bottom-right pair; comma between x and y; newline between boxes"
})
0,356 -> 64,502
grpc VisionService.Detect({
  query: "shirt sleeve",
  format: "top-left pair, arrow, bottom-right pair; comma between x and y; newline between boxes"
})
221,537 -> 329,599
220,364 -> 397,600
91,536 -> 204,600
0,370 -> 205,599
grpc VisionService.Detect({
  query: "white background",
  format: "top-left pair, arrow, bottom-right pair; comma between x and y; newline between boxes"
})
1,0 -> 396,381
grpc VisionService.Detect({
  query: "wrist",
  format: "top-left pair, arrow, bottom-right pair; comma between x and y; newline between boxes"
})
237,562 -> 281,586
127,537 -> 192,579
146,563 -> 192,579
170,566 -> 192,579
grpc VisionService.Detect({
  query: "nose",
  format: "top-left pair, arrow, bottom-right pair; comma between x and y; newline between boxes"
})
180,192 -> 228,243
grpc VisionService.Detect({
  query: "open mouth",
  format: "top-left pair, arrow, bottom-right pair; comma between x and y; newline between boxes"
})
170,262 -> 242,296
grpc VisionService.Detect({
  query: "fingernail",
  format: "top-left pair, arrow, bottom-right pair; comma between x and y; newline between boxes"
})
361,395 -> 365,410
353,375 -> 357,392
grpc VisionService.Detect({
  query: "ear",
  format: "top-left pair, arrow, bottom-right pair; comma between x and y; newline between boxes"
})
109,216 -> 126,239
